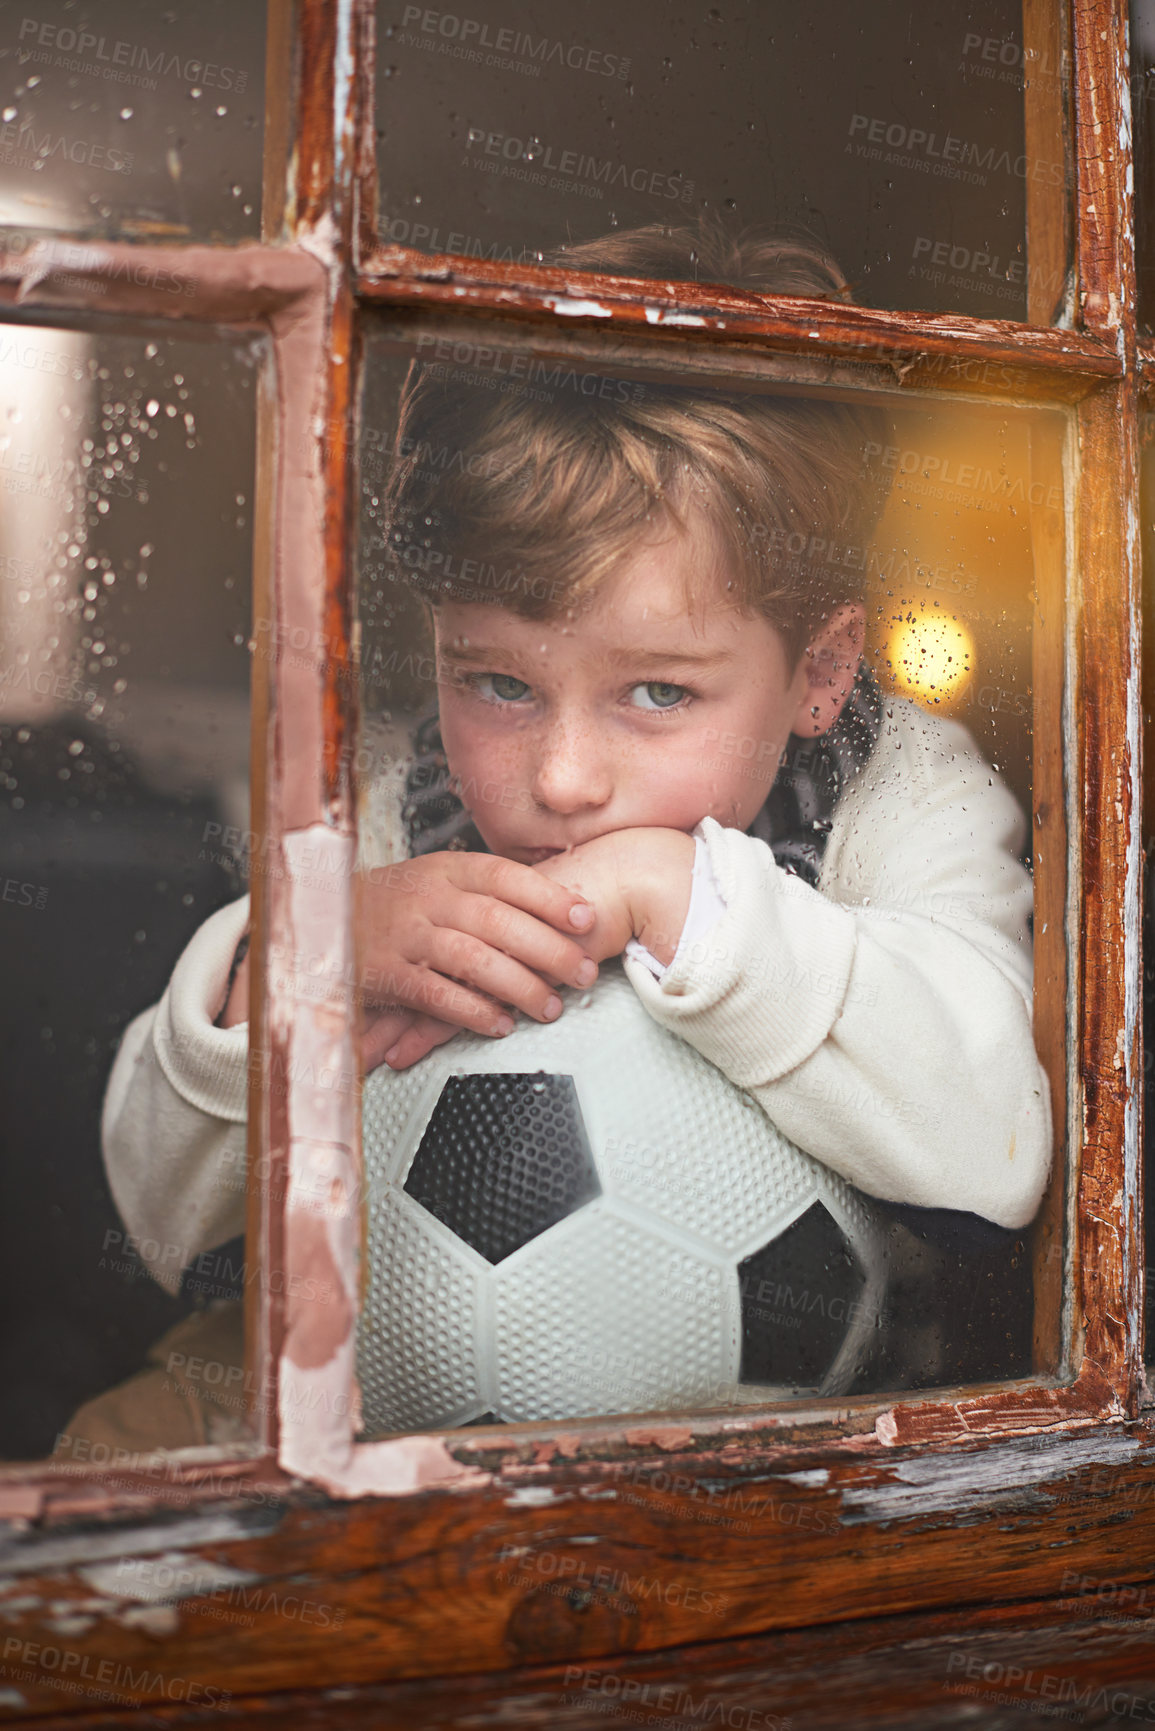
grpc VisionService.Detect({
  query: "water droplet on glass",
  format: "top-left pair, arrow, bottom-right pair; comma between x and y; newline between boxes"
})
119,107 -> 133,120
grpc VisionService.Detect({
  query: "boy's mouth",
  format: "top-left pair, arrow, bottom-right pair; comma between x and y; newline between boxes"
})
524,846 -> 565,863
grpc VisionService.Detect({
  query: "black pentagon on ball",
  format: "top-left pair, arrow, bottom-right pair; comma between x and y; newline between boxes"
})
738,1202 -> 867,1388
403,1072 -> 601,1264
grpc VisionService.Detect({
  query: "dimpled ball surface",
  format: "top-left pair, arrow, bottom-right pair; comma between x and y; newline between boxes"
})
358,961 -> 885,1434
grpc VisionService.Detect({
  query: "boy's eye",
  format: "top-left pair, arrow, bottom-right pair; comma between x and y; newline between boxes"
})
474,672 -> 532,703
630,681 -> 689,711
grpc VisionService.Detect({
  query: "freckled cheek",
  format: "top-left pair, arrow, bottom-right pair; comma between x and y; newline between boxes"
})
627,752 -> 716,829
441,709 -> 528,795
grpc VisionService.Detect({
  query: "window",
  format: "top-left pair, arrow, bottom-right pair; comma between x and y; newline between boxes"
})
1,0 -> 1150,1720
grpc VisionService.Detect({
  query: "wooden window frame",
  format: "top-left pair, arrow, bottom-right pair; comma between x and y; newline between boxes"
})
1,0 -> 1152,1720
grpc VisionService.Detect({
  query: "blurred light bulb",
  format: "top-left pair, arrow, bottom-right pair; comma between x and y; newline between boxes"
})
886,612 -> 974,704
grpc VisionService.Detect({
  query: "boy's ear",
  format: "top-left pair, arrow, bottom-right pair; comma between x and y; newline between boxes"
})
790,604 -> 866,738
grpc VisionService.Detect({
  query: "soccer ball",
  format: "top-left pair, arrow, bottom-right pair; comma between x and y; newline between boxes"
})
357,961 -> 887,1434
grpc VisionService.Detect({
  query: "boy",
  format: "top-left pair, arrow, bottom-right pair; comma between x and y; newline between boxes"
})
102,226 -> 1050,1334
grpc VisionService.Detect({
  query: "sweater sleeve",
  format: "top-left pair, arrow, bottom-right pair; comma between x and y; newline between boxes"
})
621,737 -> 1051,1230
102,896 -> 251,1295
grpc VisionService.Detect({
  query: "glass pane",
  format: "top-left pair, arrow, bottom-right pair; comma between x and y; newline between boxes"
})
1143,420 -> 1155,1363
351,305 -> 1064,1434
1135,1 -> 1155,330
0,0 -> 266,242
374,0 -> 1071,322
0,323 -> 258,1461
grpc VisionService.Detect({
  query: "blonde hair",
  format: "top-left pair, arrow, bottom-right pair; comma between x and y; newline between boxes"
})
383,225 -> 889,661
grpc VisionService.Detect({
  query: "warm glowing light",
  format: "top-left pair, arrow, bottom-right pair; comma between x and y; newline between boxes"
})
885,612 -> 974,704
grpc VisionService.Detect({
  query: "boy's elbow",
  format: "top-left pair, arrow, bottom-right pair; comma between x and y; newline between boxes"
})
972,1082 -> 1053,1230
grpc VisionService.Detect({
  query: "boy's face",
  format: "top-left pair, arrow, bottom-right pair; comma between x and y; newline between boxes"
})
433,527 -> 846,864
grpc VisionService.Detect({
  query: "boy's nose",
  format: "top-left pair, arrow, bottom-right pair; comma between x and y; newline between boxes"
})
530,720 -> 612,815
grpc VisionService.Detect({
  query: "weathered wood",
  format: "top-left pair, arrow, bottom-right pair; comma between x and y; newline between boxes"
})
252,0 -> 363,1484
243,318 -> 280,1452
355,250 -> 1119,398
1023,0 -> 1074,326
1069,0 -> 1143,1411
353,0 -> 379,267
0,4 -> 1147,1727
1029,407 -> 1070,1378
260,0 -> 295,247
20,1599 -> 1155,1730
3,1420 -> 1155,1718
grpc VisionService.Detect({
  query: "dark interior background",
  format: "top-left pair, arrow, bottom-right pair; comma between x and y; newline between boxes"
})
0,0 -> 267,243
375,0 -> 1043,321
0,325 -> 256,1457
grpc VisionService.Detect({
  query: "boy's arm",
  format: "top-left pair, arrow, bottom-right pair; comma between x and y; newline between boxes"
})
103,896 -> 251,1295
621,756 -> 1051,1231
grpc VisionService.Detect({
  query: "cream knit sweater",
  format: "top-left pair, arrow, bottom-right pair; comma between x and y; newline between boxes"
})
103,698 -> 1051,1293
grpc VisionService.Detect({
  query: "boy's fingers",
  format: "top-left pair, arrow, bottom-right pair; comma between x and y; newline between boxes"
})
429,927 -> 570,1026
359,958 -> 498,1034
396,962 -> 518,1041
454,853 -> 596,935
361,1010 -> 414,1075
384,1015 -> 459,1070
457,891 -> 599,992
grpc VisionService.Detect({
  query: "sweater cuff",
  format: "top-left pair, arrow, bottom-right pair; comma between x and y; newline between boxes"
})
624,830 -> 726,979
622,817 -> 858,1085
152,896 -> 251,1122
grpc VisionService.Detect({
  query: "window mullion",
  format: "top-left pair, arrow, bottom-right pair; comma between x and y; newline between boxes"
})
1069,0 -> 1143,1404
261,0 -> 364,1477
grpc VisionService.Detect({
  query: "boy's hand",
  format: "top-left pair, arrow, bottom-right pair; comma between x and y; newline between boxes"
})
531,828 -> 697,968
357,852 -> 599,1072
